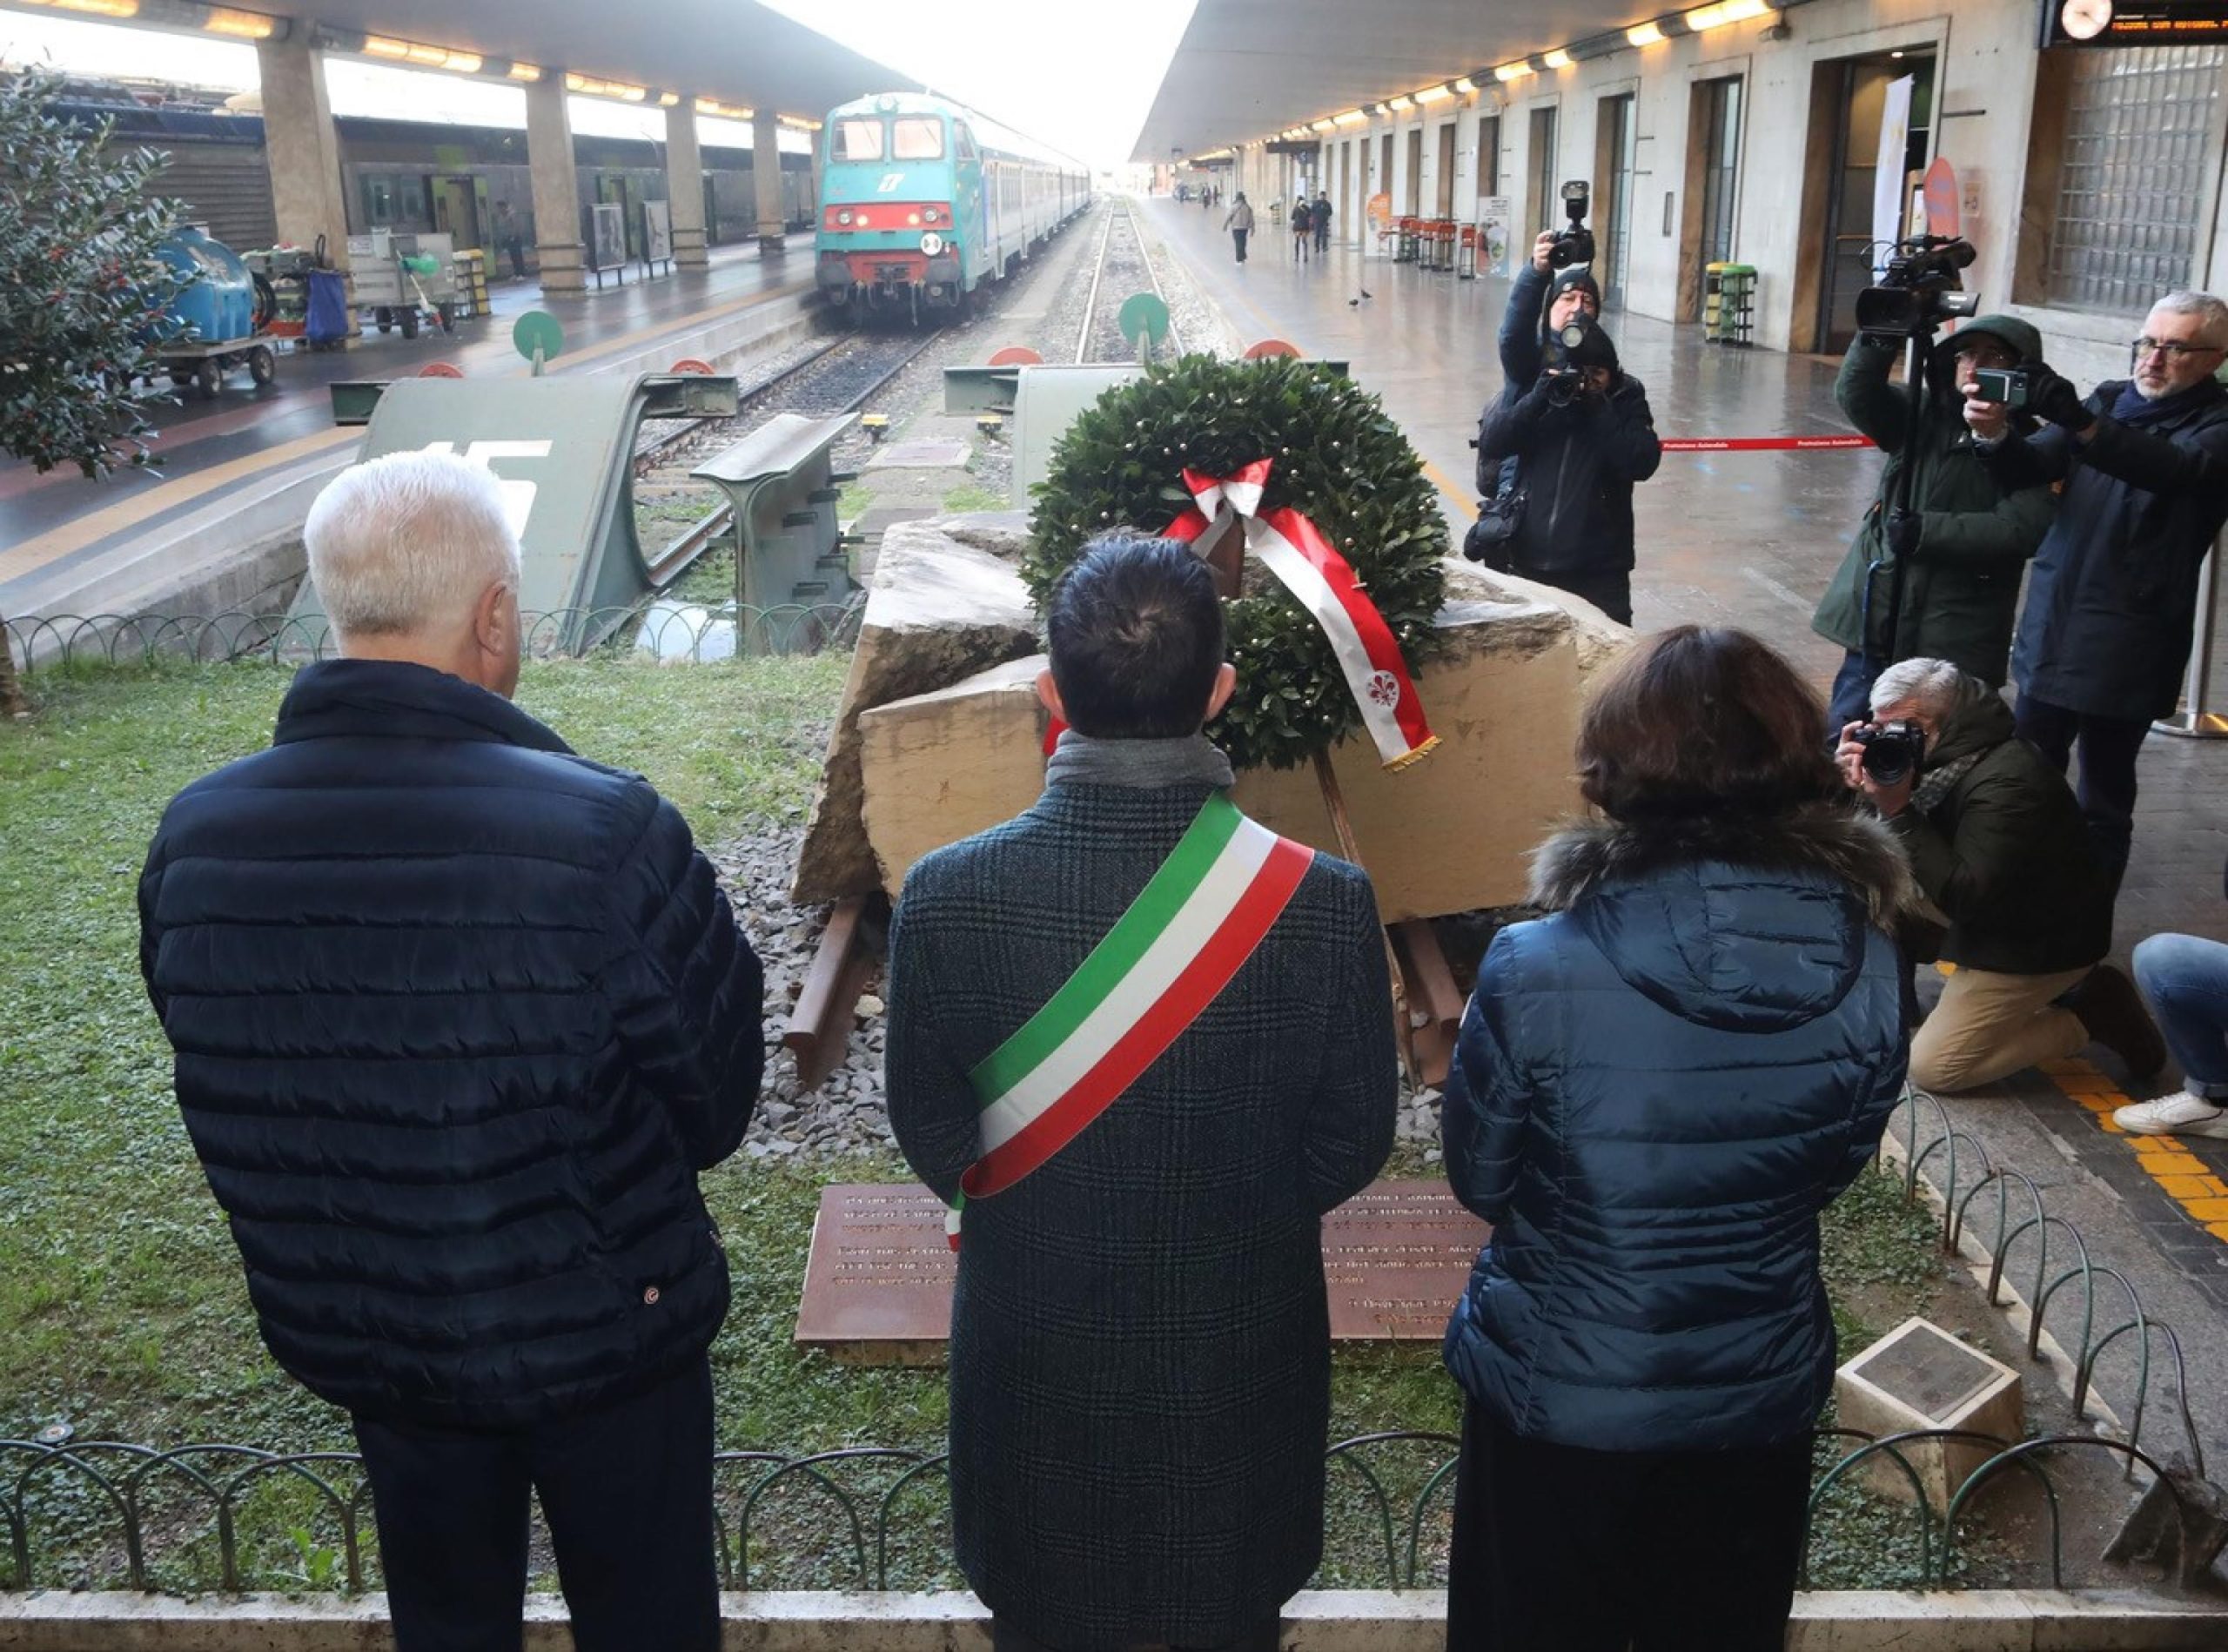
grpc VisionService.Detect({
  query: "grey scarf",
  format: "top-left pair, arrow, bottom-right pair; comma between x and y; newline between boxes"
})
1912,750 -> 1984,815
1044,730 -> 1234,791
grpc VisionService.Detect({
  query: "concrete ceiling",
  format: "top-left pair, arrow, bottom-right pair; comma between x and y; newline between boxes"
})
1131,0 -> 1661,162
261,0 -> 911,115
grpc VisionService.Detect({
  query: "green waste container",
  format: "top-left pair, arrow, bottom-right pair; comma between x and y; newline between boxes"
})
1707,263 -> 1755,346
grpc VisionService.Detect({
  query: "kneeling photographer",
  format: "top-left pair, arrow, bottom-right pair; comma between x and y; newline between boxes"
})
1811,313 -> 2057,731
1469,315 -> 1661,625
1837,658 -> 2162,1095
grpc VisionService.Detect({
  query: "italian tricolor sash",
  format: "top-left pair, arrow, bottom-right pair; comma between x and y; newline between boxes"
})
945,793 -> 1314,1249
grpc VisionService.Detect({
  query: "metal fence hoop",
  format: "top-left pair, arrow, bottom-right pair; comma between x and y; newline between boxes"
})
213,1452 -> 366,1594
874,1454 -> 952,1588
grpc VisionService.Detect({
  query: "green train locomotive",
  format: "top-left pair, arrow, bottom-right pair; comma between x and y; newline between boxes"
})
816,91 -> 1091,320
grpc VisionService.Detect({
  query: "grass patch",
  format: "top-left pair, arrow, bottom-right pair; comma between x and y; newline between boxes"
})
939,482 -> 1006,514
0,659 -> 1957,1592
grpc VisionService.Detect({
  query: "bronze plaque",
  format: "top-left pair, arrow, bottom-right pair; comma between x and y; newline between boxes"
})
795,1180 -> 1489,1364
1853,1320 -> 2003,1424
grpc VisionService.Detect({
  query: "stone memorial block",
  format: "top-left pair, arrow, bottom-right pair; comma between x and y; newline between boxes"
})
1834,1316 -> 2023,1511
854,556 -> 1631,922
795,1180 -> 1490,1364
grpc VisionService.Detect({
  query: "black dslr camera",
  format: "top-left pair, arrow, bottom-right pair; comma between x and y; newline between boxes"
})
1855,235 -> 1980,342
1547,180 -> 1594,270
1851,720 -> 1927,788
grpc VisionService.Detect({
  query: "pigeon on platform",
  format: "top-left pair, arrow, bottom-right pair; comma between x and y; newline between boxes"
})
1350,285 -> 1372,306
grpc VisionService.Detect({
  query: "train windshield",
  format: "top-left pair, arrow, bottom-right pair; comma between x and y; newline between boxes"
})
835,118 -> 885,160
891,117 -> 945,160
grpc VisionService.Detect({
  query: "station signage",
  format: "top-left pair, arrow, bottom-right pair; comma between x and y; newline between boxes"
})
2042,0 -> 2228,46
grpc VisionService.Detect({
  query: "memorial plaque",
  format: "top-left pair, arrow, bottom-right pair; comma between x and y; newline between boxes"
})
795,1180 -> 1489,1364
1853,1319 -> 2002,1424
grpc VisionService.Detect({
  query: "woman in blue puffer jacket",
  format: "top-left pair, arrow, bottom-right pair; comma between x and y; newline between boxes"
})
1440,626 -> 1911,1652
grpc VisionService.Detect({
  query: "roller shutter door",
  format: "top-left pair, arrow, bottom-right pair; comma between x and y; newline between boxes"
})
147,140 -> 278,252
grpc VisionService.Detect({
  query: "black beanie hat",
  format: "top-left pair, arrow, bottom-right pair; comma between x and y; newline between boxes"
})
1545,266 -> 1602,318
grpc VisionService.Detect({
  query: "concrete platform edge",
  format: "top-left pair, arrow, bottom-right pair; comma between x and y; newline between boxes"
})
3,1588 -> 2225,1650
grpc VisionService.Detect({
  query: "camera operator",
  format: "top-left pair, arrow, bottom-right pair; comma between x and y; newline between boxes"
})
1966,291 -> 2228,889
1498,234 -> 1601,391
1811,316 -> 2057,731
1836,658 -> 2163,1095
1472,316 -> 1661,625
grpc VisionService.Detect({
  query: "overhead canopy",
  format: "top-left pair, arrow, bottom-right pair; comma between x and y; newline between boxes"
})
258,0 -> 911,116
1131,0 -> 1654,162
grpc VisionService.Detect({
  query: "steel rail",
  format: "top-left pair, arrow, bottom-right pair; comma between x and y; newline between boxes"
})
1075,205 -> 1120,365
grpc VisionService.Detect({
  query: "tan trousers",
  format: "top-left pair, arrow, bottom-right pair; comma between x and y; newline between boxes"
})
1909,964 -> 2093,1094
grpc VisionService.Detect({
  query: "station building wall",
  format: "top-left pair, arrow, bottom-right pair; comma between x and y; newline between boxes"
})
1251,0 -> 2228,383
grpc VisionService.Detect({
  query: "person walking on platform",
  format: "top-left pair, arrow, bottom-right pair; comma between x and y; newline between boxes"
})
1224,191 -> 1255,265
1471,313 -> 1661,625
1968,290 -> 2228,890
493,199 -> 527,281
137,453 -> 765,1652
886,534 -> 1397,1652
1812,316 -> 2057,732
1291,196 -> 1312,262
1441,627 -> 1909,1652
1313,191 -> 1332,256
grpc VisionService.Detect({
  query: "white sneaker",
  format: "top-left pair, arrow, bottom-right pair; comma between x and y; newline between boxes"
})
2113,1091 -> 2228,1140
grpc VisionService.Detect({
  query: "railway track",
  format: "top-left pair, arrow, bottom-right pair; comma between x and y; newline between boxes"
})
629,327 -> 944,580
1075,201 -> 1184,365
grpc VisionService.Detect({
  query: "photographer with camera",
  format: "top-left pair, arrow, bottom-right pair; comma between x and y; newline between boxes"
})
1811,314 -> 2057,731
1836,658 -> 2163,1095
1471,313 -> 1661,624
1495,182 -> 1602,391
1966,291 -> 2228,889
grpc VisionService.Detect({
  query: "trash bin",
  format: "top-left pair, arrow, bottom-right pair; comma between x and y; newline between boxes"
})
305,270 -> 351,351
1708,263 -> 1755,346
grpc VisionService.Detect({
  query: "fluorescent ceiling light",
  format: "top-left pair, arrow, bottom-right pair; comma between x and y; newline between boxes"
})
1414,84 -> 1453,104
1493,63 -> 1534,83
1686,0 -> 1771,29
1542,50 -> 1573,70
1627,22 -> 1668,45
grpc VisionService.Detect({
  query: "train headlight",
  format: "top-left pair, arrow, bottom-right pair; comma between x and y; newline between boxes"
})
836,210 -> 854,226
908,212 -> 922,226
920,232 -> 944,257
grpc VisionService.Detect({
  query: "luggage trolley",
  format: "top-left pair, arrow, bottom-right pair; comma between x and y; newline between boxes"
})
348,228 -> 460,340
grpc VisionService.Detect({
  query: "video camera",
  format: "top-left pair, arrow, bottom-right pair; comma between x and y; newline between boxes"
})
1855,235 -> 1979,342
1548,181 -> 1594,270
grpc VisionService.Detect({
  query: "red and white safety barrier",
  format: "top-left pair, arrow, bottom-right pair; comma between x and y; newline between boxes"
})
1657,434 -> 1874,453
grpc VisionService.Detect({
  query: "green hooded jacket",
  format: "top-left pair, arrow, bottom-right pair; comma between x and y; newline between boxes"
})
1811,317 -> 2057,682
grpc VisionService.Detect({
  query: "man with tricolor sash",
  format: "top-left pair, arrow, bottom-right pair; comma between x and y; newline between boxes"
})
887,535 -> 1398,1652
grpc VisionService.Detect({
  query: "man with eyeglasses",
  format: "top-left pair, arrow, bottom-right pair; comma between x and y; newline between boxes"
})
1966,292 -> 2228,890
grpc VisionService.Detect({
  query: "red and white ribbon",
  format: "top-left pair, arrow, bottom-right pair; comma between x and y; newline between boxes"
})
1166,460 -> 1438,771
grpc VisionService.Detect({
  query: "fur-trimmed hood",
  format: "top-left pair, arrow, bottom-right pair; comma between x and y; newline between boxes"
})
1529,803 -> 1915,922
1525,804 -> 1916,1035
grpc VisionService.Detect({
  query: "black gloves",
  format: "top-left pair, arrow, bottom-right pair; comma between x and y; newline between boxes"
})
1883,507 -> 1923,561
2020,360 -> 2092,431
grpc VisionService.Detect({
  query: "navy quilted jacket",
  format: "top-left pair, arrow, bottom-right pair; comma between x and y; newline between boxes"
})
1442,807 -> 1910,1452
137,660 -> 764,1429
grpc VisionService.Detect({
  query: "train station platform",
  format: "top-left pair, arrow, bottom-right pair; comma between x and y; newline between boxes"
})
0,235 -> 820,628
1142,194 -> 2228,1465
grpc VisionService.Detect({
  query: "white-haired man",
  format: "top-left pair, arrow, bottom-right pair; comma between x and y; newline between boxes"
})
1836,657 -> 2163,1095
1967,291 -> 2228,890
138,451 -> 763,1652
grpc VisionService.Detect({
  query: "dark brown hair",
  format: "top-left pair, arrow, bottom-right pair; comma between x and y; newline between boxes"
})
1577,626 -> 1837,822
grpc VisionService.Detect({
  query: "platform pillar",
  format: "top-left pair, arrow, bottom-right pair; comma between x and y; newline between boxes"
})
526,74 -> 586,295
754,111 -> 786,252
254,37 -> 350,273
663,99 -> 710,270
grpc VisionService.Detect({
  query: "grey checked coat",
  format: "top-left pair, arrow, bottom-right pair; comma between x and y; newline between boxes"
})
886,749 -> 1398,1650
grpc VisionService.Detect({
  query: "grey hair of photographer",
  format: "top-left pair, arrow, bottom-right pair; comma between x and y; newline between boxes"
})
1867,657 -> 1994,725
2151,290 -> 2228,347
